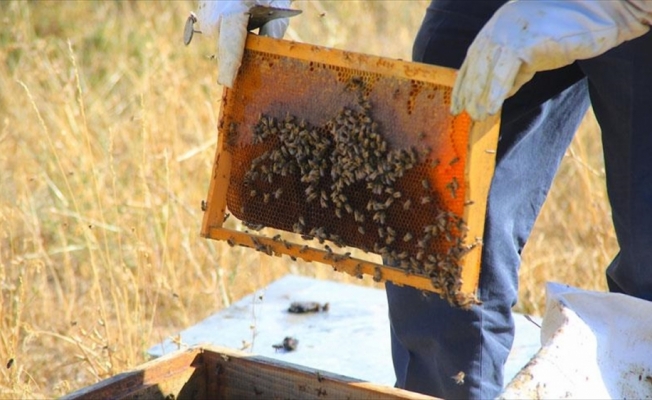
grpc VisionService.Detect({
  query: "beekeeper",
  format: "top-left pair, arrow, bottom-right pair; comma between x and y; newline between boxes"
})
194,1 -> 652,399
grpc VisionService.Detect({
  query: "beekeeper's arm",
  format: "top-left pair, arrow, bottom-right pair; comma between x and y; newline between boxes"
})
451,0 -> 652,121
194,0 -> 291,88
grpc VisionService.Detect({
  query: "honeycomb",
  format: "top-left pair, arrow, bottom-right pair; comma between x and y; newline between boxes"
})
203,35 -> 498,307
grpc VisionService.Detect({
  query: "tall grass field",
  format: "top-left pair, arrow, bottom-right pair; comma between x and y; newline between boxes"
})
0,1 -> 616,397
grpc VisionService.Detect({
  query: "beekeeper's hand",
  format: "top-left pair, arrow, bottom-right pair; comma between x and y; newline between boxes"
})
196,0 -> 292,88
451,0 -> 652,121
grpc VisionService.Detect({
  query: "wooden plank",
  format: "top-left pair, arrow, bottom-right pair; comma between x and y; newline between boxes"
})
459,115 -> 500,294
63,348 -> 206,400
245,35 -> 458,87
206,226 -> 443,292
200,101 -> 232,237
201,345 -> 437,400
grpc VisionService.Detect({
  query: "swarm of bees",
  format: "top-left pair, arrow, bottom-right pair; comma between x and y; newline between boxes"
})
233,78 -> 470,305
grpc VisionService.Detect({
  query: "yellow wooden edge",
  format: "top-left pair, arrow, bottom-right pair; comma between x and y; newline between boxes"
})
460,115 -> 500,294
207,227 -> 443,293
201,90 -> 231,237
245,35 -> 458,88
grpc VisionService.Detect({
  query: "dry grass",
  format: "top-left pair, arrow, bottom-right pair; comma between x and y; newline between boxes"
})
0,1 -> 616,397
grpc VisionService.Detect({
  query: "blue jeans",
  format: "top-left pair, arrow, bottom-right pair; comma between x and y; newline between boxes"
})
386,1 -> 652,398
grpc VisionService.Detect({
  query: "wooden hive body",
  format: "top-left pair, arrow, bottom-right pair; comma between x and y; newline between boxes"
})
64,346 -> 436,399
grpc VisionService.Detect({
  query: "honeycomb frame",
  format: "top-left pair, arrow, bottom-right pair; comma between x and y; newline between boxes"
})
201,35 -> 500,306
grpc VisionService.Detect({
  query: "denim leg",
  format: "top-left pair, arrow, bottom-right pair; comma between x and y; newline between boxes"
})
578,31 -> 652,301
386,78 -> 589,399
386,2 -> 591,398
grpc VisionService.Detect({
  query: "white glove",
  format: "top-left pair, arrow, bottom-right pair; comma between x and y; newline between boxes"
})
451,0 -> 652,121
196,0 -> 291,88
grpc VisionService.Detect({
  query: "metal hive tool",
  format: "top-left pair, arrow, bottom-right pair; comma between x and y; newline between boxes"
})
201,35 -> 500,307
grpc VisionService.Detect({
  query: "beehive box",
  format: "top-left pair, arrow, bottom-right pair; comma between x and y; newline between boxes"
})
63,346 -> 436,399
201,35 -> 500,307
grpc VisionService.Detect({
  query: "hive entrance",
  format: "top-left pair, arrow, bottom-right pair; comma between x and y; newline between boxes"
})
201,35 -> 500,307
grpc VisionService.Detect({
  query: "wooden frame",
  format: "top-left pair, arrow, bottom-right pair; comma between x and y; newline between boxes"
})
64,346 -> 437,399
201,35 -> 500,299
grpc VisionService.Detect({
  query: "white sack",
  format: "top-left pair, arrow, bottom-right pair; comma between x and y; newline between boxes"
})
501,282 -> 652,399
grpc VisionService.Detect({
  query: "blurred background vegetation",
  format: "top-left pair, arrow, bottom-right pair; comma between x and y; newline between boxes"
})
0,0 -> 615,397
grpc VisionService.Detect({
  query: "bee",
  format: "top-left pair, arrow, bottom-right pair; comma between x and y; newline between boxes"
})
403,232 -> 413,242
423,261 -> 436,274
263,193 -> 270,204
358,226 -> 365,235
333,252 -> 351,262
449,156 -> 460,166
201,200 -> 207,211
421,196 -> 431,204
183,12 -> 200,46
403,199 -> 412,210
446,177 -> 460,199
314,227 -> 326,239
421,179 -> 431,190
354,264 -> 363,279
452,371 -> 465,385
245,222 -> 264,231
274,188 -> 283,199
227,238 -> 235,247
373,267 -> 382,282
250,189 -> 257,197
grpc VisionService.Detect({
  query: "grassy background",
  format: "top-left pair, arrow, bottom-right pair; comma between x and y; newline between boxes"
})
0,1 -> 616,397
